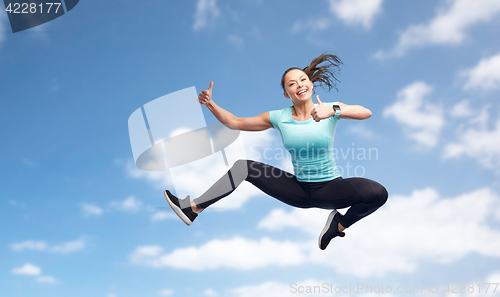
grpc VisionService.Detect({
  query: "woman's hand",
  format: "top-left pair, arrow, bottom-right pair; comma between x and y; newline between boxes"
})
311,96 -> 335,122
198,81 -> 213,105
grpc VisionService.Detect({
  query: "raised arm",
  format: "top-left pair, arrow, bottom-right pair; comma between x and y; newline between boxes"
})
310,96 -> 372,122
337,102 -> 372,120
198,82 -> 273,131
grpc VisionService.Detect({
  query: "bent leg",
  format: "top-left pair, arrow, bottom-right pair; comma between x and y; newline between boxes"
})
339,178 -> 388,227
193,160 -> 314,209
311,177 -> 388,228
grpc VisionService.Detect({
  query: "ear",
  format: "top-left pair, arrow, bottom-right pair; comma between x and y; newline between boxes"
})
283,91 -> 290,99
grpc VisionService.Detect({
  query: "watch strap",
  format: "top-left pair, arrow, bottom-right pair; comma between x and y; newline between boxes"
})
332,104 -> 341,119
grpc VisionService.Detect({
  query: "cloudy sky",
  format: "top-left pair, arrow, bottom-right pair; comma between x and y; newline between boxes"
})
1,0 -> 500,296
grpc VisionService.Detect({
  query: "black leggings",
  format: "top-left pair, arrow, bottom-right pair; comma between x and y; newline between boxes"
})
193,160 -> 388,228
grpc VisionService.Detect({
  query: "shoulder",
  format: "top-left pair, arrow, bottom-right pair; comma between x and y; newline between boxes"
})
269,106 -> 291,129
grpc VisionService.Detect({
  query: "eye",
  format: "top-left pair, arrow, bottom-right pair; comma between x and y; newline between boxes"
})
301,78 -> 306,81
289,83 -> 295,87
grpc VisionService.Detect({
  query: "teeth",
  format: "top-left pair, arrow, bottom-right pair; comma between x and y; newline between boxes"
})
298,90 -> 307,95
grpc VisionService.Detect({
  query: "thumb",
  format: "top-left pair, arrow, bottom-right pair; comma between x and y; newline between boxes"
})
316,95 -> 322,104
208,81 -> 214,93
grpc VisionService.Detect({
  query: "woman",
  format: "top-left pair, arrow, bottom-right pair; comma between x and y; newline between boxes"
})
164,53 -> 388,250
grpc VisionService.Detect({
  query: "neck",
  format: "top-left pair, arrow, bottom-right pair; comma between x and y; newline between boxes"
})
292,100 -> 315,120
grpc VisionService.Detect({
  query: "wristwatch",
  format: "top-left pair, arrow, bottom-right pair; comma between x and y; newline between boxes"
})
332,104 -> 341,118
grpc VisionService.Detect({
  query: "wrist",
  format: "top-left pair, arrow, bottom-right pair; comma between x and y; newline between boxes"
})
206,100 -> 216,109
331,106 -> 336,117
332,105 -> 341,118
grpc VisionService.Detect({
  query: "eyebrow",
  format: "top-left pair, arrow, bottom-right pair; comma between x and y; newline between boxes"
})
287,75 -> 306,84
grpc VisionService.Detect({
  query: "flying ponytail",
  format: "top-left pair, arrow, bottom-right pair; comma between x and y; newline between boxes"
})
281,53 -> 343,92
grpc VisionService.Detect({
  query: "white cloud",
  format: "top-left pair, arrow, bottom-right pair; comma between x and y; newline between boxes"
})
126,161 -> 171,190
10,199 -> 27,208
345,123 -> 375,139
10,240 -> 47,251
131,187 -> 500,277
130,237 -> 309,270
384,81 -> 444,147
36,276 -> 58,284
193,0 -> 220,31
291,18 -> 331,33
450,100 -> 490,129
258,208 -> 330,236
228,281 -> 296,297
375,0 -> 500,58
12,263 -> 41,276
203,288 -> 217,296
10,238 -> 86,254
151,211 -> 176,222
110,196 -> 143,212
81,202 -> 103,217
229,279 -> 332,297
460,52 -> 500,91
328,0 -> 383,29
159,289 -> 174,296
51,238 -> 86,254
443,118 -> 500,170
227,34 -> 244,48
292,0 -> 383,34
450,99 -> 472,118
260,187 -> 500,277
444,271 -> 500,297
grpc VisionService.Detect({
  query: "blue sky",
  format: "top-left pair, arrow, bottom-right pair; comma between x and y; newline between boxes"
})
1,0 -> 500,296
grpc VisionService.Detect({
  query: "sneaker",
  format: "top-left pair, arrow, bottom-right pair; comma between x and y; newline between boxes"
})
164,190 -> 198,226
318,210 -> 345,250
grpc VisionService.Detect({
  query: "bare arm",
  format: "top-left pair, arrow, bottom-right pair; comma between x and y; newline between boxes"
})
199,82 -> 273,131
337,102 -> 372,120
310,96 -> 372,121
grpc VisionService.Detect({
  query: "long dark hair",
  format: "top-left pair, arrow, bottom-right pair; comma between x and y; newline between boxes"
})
281,53 -> 343,92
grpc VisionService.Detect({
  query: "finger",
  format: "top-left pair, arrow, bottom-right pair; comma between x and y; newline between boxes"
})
316,95 -> 322,104
208,81 -> 214,93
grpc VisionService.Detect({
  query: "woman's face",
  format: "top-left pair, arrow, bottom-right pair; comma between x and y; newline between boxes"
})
283,69 -> 313,103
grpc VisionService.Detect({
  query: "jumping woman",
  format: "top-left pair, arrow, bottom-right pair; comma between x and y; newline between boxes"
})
164,53 -> 388,250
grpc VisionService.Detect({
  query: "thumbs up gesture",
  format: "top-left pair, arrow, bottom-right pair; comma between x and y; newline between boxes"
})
310,95 -> 335,122
198,81 -> 214,105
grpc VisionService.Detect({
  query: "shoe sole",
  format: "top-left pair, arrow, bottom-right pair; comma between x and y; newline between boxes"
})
318,210 -> 337,249
164,190 -> 192,226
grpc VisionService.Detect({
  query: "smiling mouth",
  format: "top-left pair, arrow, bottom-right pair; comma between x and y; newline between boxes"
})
297,89 -> 307,95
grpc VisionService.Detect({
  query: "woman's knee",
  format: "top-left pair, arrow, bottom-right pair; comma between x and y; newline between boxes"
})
229,159 -> 250,180
375,184 -> 388,207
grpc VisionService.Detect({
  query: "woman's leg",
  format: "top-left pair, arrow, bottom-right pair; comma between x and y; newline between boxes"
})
312,177 -> 388,249
311,177 -> 388,228
193,159 -> 316,210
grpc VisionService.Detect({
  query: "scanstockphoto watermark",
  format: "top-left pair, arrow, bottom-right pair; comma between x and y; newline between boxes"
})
250,142 -> 379,178
290,282 -> 500,295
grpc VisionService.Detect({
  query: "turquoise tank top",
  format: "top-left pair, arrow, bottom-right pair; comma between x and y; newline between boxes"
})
269,102 -> 341,182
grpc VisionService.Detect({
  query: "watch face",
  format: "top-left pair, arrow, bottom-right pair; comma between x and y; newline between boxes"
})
332,105 -> 340,117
